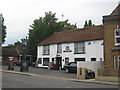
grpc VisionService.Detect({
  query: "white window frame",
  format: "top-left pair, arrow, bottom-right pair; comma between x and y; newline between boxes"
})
57,44 -> 62,53
43,45 -> 50,55
74,42 -> 85,54
115,29 -> 120,46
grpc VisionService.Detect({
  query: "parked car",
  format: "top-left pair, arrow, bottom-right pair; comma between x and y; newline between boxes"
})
64,62 -> 77,73
10,61 -> 18,66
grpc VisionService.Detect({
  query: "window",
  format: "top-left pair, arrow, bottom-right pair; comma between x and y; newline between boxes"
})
113,56 -> 116,69
91,58 -> 96,61
43,45 -> 50,55
65,57 -> 69,64
75,58 -> 85,62
74,42 -> 85,54
57,44 -> 62,53
115,29 -> 120,46
38,58 -> 42,64
70,63 -> 77,67
118,56 -> 120,70
43,58 -> 49,66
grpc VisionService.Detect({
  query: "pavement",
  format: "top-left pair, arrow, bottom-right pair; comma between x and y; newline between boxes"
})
1,65 -> 119,86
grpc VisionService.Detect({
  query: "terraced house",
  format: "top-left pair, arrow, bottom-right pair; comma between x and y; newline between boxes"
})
37,25 -> 104,69
102,4 -> 120,76
37,3 -> 120,77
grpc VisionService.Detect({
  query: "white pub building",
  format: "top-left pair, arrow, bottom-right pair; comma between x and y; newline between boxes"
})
37,25 -> 104,70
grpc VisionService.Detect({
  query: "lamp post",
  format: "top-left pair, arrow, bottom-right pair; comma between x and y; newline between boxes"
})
20,37 -> 29,72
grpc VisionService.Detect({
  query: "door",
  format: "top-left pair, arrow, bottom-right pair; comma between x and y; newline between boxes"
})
56,57 -> 62,67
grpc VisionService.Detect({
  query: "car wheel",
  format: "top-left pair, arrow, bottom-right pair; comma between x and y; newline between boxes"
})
65,69 -> 69,73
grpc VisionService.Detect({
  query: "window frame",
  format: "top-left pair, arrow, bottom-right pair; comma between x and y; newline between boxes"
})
57,44 -> 62,53
115,29 -> 120,46
43,58 -> 49,66
38,58 -> 42,64
43,45 -> 50,55
91,58 -> 96,61
74,42 -> 85,54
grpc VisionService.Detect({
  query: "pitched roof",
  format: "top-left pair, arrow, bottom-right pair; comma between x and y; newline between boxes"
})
38,25 -> 103,46
2,47 -> 20,56
111,4 -> 120,15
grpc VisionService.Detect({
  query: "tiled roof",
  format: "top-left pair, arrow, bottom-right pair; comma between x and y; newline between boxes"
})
111,4 -> 120,15
38,25 -> 103,46
2,47 -> 20,56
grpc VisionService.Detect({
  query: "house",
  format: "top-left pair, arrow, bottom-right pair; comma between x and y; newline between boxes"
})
37,25 -> 104,69
102,4 -> 120,76
2,47 -> 20,65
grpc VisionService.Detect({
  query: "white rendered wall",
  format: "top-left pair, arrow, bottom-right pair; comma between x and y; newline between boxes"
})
85,40 -> 104,61
37,39 -> 104,68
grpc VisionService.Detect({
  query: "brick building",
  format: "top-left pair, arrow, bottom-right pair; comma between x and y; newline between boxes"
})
103,4 -> 120,76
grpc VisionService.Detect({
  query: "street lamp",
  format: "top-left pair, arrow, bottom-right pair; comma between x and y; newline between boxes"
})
20,37 -> 29,72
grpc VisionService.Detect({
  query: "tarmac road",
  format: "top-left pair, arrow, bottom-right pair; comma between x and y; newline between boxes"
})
2,72 -> 118,88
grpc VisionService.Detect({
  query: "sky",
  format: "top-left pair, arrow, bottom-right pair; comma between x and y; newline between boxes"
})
0,0 -> 119,45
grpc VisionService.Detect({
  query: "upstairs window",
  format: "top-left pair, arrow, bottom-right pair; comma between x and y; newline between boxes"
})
115,29 -> 120,46
57,44 -> 62,53
74,42 -> 85,54
43,45 -> 50,55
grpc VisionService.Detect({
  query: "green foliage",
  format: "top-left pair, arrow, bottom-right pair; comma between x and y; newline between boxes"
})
0,14 -> 7,45
6,40 -> 22,48
28,12 -> 77,56
84,20 -> 95,27
84,20 -> 88,27
88,20 -> 92,26
14,40 -> 21,46
6,44 -> 14,48
58,19 -> 77,30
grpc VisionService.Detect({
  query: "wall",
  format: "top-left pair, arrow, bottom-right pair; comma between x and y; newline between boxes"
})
103,14 -> 120,75
37,39 -> 104,68
77,61 -> 104,71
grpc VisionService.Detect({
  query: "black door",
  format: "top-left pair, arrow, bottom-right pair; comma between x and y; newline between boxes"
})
56,57 -> 62,67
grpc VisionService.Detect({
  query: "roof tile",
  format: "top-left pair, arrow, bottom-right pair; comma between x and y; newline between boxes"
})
38,25 -> 103,46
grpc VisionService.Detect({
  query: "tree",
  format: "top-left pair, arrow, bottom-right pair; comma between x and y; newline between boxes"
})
58,19 -> 77,31
6,40 -> 22,48
88,20 -> 92,27
14,40 -> 21,47
28,11 -> 77,58
84,20 -> 88,27
0,14 -> 7,45
84,20 -> 95,27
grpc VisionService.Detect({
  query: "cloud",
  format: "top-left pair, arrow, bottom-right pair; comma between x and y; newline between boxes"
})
0,0 -> 119,45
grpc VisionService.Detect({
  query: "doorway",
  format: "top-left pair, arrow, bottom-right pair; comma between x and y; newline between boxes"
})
56,57 -> 62,69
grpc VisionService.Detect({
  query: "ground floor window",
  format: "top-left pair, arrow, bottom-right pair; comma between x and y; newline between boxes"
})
118,56 -> 120,70
38,58 -> 42,64
75,58 -> 85,62
91,58 -> 96,61
43,58 -> 49,66
65,57 -> 69,64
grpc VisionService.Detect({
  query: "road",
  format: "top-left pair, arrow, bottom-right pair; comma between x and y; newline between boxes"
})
2,72 -> 118,88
